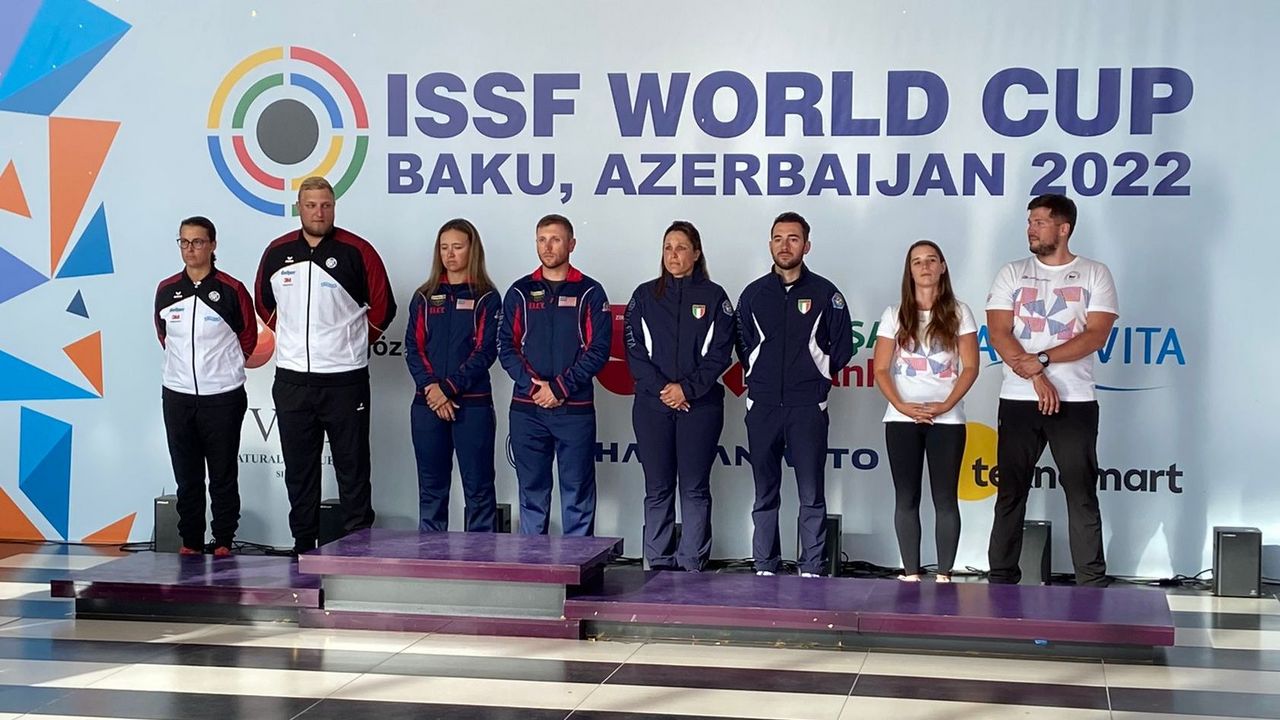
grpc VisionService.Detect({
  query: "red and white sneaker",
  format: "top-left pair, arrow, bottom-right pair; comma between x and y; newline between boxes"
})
212,546 -> 232,558
178,546 -> 201,556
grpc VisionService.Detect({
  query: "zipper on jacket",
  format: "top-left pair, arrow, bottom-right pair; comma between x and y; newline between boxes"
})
780,278 -> 788,403
190,293 -> 200,397
305,247 -> 314,372
675,280 -> 683,395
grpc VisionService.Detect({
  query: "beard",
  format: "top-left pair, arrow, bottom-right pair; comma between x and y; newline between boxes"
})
1029,237 -> 1058,256
773,254 -> 803,271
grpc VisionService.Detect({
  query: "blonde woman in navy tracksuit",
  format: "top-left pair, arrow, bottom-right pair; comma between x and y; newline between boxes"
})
624,221 -> 735,571
404,218 -> 500,532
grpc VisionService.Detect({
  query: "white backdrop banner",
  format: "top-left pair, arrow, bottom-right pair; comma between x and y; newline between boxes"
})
0,0 -> 1275,578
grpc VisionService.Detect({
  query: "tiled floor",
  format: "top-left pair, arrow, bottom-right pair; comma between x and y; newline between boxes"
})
0,543 -> 1277,719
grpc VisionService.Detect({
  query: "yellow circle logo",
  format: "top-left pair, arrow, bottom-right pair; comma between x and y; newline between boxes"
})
958,421 -> 999,501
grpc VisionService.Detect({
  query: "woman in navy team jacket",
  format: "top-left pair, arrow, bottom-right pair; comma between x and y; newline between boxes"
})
405,218 -> 501,532
624,221 -> 735,570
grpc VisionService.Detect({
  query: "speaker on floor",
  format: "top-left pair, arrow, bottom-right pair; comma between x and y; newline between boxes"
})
153,494 -> 180,553
796,513 -> 842,577
1018,520 -> 1052,585
318,498 -> 343,546
1213,526 -> 1261,598
496,503 -> 512,533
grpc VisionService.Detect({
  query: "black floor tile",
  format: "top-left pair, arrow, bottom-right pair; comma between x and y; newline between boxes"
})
606,662 -> 856,695
371,653 -> 619,684
1111,687 -> 1280,719
296,698 -> 570,720
852,673 -> 1110,710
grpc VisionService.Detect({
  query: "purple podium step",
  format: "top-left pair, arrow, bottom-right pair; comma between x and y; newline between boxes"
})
565,569 -> 868,632
858,578 -> 1174,645
50,552 -> 321,608
299,528 -> 623,585
299,608 -> 581,639
565,570 -> 1175,647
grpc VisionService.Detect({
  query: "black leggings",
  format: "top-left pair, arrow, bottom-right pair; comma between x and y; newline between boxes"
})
884,422 -> 965,575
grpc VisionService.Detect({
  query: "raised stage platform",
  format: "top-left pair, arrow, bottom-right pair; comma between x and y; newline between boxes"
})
49,551 -> 321,622
47,530 -> 1175,656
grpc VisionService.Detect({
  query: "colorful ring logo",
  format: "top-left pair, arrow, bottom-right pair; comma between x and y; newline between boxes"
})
207,47 -> 368,216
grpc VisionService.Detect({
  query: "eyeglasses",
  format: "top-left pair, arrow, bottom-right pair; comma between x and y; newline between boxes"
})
177,238 -> 211,249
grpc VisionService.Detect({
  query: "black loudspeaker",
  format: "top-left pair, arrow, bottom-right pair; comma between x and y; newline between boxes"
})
1019,520 -> 1052,585
496,503 -> 512,533
153,494 -> 181,553
319,498 -> 343,546
796,514 -> 842,577
1213,526 -> 1261,598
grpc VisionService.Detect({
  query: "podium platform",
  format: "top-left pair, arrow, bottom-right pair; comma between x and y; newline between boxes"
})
48,531 -> 1174,656
49,552 -> 320,622
296,529 -> 623,638
566,569 -> 1175,654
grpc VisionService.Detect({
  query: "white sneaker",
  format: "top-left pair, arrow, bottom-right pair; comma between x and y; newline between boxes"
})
897,574 -> 922,582
800,572 -> 821,578
755,570 -> 775,576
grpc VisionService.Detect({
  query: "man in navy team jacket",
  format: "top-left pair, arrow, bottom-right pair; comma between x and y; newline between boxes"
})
735,211 -> 853,576
498,214 -> 611,535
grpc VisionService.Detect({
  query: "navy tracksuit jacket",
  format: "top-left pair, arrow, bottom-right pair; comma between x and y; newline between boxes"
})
497,265 -> 611,536
624,274 -> 734,570
735,265 -> 853,574
404,281 -> 501,532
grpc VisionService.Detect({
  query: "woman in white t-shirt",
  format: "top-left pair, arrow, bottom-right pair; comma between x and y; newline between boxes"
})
873,240 -> 979,582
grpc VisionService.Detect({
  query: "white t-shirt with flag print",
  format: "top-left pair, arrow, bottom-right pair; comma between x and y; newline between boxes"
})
986,255 -> 1119,402
877,302 -> 978,425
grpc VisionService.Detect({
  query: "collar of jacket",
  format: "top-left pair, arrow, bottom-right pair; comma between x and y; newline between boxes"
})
531,264 -> 584,282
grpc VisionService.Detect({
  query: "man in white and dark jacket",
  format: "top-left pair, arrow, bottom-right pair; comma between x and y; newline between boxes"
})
255,177 -> 397,555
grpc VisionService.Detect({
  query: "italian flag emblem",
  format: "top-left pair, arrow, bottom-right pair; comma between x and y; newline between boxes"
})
797,298 -> 812,314
691,304 -> 706,319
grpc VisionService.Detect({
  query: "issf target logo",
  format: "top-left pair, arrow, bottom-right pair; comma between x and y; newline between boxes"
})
206,47 -> 368,216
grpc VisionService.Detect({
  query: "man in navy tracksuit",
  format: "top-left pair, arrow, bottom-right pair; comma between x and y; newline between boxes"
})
736,211 -> 853,576
498,214 -> 611,536
255,177 -> 397,555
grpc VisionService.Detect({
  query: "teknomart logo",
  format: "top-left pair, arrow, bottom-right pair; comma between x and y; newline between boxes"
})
206,46 -> 369,216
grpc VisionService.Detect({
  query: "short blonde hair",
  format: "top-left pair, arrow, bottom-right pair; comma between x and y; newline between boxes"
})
297,176 -> 334,199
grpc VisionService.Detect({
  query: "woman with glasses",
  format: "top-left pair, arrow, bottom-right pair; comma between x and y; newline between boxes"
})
154,217 -> 256,556
624,221 -> 734,571
404,218 -> 501,532
873,240 -> 979,582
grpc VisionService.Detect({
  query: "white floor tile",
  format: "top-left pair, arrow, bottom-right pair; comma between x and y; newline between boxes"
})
182,623 -> 428,652
403,632 -> 641,662
0,618 -> 223,644
860,651 -> 1105,686
1165,595 -> 1280,615
578,684 -> 846,720
0,581 -> 53,599
0,657 -> 128,688
84,663 -> 358,698
332,673 -> 592,710
0,554 -> 118,570
628,641 -> 866,673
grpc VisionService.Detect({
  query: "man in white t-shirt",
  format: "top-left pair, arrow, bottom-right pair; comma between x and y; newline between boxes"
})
985,194 -> 1119,587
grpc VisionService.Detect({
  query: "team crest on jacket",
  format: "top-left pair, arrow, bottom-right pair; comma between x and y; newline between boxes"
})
429,294 -> 446,306
831,293 -> 845,310
722,299 -> 734,315
691,304 -> 706,319
325,257 -> 337,269
797,298 -> 812,314
531,290 -> 545,300
208,291 -> 221,302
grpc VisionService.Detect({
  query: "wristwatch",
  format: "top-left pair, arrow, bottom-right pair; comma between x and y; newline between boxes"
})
1037,352 -> 1051,367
